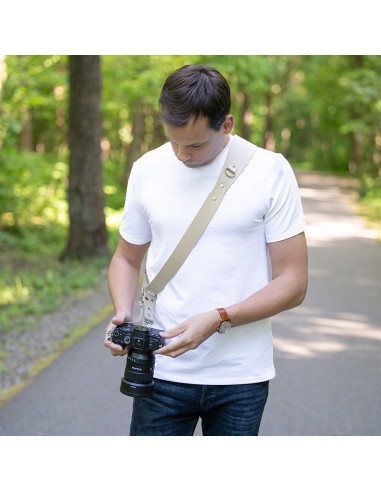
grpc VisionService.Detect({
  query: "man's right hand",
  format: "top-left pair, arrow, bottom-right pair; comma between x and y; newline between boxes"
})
103,312 -> 130,356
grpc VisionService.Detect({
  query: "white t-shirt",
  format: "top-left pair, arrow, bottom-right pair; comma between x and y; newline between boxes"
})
120,135 -> 306,384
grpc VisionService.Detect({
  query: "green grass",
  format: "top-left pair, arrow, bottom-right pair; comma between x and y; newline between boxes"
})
0,219 -> 119,335
356,176 -> 381,239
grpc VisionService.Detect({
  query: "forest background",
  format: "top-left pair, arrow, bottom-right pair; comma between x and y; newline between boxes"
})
0,54 -> 380,348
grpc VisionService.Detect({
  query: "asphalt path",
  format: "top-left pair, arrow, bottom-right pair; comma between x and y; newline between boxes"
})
1,172 -> 380,436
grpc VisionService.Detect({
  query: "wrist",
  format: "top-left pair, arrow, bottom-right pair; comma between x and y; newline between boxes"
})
215,307 -> 233,334
211,309 -> 221,330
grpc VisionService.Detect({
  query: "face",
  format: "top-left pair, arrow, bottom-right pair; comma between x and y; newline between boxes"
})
165,115 -> 234,168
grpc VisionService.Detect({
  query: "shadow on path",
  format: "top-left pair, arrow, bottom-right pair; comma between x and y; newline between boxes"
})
260,172 -> 381,435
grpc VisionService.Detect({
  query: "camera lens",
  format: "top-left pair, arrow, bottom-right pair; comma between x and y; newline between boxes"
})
120,349 -> 156,398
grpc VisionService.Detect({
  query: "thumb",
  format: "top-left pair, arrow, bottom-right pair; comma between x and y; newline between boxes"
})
160,324 -> 186,339
111,311 -> 129,326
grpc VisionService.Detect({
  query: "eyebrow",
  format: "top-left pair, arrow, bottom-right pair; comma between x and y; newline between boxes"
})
165,135 -> 204,147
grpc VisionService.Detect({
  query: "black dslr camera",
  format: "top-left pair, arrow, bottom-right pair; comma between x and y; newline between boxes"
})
111,322 -> 165,398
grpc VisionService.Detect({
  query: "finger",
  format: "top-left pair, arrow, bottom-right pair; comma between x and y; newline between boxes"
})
104,313 -> 128,344
104,316 -> 130,356
155,345 -> 189,358
111,315 -> 126,325
104,337 -> 121,351
160,325 -> 186,339
104,327 -> 126,353
111,346 -> 129,356
104,339 -> 129,356
155,338 -> 190,357
104,325 -> 117,345
110,310 -> 130,327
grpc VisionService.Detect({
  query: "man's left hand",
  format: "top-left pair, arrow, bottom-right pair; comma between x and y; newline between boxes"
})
154,310 -> 221,358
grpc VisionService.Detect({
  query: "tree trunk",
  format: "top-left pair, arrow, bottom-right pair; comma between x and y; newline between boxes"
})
263,91 -> 275,151
20,111 -> 34,150
240,91 -> 252,141
61,55 -> 108,259
124,109 -> 145,185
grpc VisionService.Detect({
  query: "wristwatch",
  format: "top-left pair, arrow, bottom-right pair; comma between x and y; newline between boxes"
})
216,307 -> 233,334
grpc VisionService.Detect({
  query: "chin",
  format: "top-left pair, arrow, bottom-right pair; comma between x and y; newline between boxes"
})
183,161 -> 209,168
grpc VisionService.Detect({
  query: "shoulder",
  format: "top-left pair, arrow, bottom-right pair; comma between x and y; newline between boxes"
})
254,145 -> 286,170
135,142 -> 174,168
128,142 -> 175,184
232,135 -> 286,170
232,136 -> 293,183
232,138 -> 299,200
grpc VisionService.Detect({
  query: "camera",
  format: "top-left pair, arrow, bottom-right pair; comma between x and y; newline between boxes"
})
111,322 -> 165,398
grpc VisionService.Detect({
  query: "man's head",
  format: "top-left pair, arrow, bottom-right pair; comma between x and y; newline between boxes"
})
159,65 -> 234,168
159,64 -> 231,130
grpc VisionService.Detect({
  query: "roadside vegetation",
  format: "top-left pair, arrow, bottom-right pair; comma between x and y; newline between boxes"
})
0,151 -> 123,338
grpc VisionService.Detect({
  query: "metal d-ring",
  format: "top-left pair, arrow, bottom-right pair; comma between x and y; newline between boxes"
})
225,164 -> 236,178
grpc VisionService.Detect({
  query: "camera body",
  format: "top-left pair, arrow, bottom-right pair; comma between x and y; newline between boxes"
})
111,322 -> 164,352
111,322 -> 165,398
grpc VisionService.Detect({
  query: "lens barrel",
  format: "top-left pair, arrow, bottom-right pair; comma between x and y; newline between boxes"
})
120,349 -> 156,398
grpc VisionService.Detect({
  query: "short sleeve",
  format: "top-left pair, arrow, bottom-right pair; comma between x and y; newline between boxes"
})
119,163 -> 152,245
264,154 -> 306,243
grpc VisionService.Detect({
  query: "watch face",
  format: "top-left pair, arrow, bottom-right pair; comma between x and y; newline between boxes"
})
218,320 -> 232,334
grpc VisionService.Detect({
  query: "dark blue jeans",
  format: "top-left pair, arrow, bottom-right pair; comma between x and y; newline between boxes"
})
130,378 -> 269,436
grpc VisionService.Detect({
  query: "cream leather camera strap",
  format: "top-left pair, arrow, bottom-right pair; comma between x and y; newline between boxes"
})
141,135 -> 257,326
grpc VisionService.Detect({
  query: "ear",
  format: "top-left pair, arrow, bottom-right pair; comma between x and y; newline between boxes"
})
222,115 -> 234,134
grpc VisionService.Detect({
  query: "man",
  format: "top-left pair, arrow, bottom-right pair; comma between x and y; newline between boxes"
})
104,64 -> 308,436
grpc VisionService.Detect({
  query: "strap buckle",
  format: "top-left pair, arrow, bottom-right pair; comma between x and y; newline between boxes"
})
225,164 -> 236,178
141,288 -> 157,327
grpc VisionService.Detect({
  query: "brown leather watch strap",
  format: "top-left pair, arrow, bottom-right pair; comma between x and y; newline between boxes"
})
216,307 -> 229,325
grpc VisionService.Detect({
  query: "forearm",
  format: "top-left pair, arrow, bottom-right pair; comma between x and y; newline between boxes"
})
226,271 -> 307,327
108,255 -> 139,319
227,233 -> 308,327
107,238 -> 149,320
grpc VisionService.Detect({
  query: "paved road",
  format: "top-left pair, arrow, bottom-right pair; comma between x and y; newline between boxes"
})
261,173 -> 381,435
0,172 -> 380,436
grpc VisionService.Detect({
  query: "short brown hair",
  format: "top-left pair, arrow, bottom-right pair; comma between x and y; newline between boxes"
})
159,64 -> 231,130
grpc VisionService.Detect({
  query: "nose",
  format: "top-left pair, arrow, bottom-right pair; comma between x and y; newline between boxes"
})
176,145 -> 190,162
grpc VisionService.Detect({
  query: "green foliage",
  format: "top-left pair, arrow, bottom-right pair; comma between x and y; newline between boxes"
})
2,54 -> 380,178
103,157 -> 127,209
101,55 -> 202,162
0,150 -> 68,228
0,55 -> 67,153
0,148 -> 119,335
299,55 -> 381,174
359,176 -> 381,217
